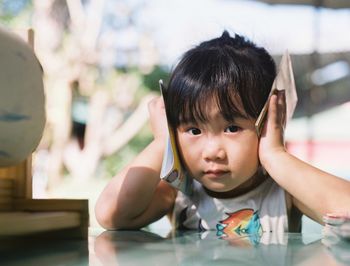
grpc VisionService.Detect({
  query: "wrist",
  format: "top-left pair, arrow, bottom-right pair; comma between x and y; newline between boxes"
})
260,147 -> 287,172
152,136 -> 166,149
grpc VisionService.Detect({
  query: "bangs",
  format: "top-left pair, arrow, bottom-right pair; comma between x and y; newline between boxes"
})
164,32 -> 276,128
174,84 -> 248,126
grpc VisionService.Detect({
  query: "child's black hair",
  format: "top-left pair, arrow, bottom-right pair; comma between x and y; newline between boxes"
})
164,31 -> 276,128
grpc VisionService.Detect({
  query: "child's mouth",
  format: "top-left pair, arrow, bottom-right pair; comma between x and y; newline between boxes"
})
204,170 -> 229,178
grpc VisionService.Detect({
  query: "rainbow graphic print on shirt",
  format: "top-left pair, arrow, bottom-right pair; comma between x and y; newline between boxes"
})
216,208 -> 263,243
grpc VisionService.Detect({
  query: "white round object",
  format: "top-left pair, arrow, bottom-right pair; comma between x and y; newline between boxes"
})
0,27 -> 45,166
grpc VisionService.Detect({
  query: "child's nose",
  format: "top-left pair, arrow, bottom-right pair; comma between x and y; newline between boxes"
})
202,139 -> 226,161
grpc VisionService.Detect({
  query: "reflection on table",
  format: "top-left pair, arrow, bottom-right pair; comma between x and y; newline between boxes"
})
0,236 -> 88,265
1,229 -> 350,266
93,229 -> 350,266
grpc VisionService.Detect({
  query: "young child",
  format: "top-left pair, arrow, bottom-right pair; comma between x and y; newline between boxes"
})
95,31 -> 350,235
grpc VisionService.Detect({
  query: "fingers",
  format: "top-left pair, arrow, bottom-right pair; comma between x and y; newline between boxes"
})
265,90 -> 286,132
148,96 -> 165,114
277,90 -> 286,128
148,96 -> 168,139
267,93 -> 278,127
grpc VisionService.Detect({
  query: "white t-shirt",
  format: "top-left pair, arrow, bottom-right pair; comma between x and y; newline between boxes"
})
172,177 -> 288,239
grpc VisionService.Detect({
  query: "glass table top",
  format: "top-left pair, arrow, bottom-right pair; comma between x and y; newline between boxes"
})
1,229 -> 349,266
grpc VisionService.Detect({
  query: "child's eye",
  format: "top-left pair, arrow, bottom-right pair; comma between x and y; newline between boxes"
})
224,125 -> 240,133
187,128 -> 201,135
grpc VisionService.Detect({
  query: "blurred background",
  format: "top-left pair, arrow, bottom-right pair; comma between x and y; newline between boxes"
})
1,0 -> 349,231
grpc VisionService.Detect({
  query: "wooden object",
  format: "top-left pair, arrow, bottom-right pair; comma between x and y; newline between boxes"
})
159,80 -> 193,195
255,51 -> 297,137
0,29 -> 89,239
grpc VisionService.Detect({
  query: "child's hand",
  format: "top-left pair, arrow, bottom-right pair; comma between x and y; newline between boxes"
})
258,90 -> 287,167
148,96 -> 168,141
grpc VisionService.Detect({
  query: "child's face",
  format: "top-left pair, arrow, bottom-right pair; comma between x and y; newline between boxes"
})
177,101 -> 259,193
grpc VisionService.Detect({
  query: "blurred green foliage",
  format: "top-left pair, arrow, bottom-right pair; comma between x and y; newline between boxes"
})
99,66 -> 170,179
143,65 -> 170,92
101,123 -> 153,179
0,0 -> 32,26
0,1 -> 172,182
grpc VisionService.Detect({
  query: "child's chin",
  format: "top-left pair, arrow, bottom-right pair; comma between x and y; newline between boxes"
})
205,183 -> 238,193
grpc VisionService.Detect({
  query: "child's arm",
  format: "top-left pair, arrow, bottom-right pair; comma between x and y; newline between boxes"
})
95,97 -> 177,230
259,91 -> 350,224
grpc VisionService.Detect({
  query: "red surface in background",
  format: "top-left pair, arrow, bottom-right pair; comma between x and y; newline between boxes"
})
287,141 -> 350,167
